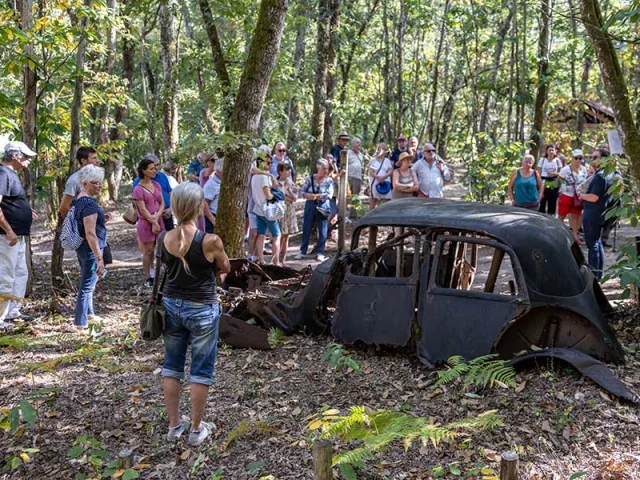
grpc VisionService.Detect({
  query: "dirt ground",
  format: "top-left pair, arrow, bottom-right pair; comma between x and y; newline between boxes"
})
1,182 -> 640,480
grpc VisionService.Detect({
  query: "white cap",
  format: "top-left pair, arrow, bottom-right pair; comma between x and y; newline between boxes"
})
4,141 -> 36,157
572,149 -> 584,157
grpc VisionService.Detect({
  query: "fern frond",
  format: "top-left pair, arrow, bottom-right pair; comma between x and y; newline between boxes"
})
435,354 -> 516,389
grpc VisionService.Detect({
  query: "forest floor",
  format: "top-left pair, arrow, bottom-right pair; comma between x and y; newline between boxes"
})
1,182 -> 640,480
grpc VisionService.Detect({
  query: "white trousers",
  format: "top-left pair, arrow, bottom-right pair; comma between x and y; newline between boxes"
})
0,235 -> 28,321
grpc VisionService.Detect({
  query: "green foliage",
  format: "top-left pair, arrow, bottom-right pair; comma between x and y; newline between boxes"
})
0,399 -> 38,433
222,419 -> 276,451
305,406 -> 503,475
322,343 -> 361,373
464,140 -> 528,204
435,354 -> 516,389
267,327 -> 285,348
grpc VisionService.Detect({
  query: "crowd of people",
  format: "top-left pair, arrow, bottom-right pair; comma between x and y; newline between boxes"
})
508,143 -> 621,279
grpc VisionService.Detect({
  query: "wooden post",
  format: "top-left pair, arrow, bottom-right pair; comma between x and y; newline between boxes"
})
313,440 -> 333,480
484,248 -> 505,293
338,149 -> 349,252
395,227 -> 405,277
368,226 -> 378,276
118,448 -> 134,469
500,451 -> 519,480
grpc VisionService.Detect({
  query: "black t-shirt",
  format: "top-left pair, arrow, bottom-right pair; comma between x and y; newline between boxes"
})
0,164 -> 32,236
584,171 -> 610,215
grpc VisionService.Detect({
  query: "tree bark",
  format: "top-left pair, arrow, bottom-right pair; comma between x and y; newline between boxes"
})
216,0 -> 288,257
106,10 -> 134,201
427,0 -> 450,141
395,0 -> 407,135
140,34 -> 158,153
287,17 -> 307,163
478,8 -> 513,150
322,0 -> 341,155
581,0 -> 640,182
98,0 -> 117,146
575,56 -> 592,147
529,0 -> 552,160
309,0 -> 330,163
198,0 -> 232,124
159,0 -> 178,163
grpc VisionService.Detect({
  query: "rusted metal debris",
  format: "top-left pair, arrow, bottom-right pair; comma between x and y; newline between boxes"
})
217,199 -> 638,403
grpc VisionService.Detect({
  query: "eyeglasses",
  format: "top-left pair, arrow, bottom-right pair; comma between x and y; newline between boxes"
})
573,156 -> 583,160
277,149 -> 286,153
89,181 -> 103,186
425,150 -> 435,153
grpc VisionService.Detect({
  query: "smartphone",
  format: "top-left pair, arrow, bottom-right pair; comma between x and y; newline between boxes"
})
92,262 -> 108,278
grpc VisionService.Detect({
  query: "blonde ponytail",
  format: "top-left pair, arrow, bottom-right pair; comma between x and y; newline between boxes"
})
170,182 -> 205,274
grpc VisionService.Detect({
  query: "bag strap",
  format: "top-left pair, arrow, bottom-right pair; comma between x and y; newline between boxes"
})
152,231 -> 168,302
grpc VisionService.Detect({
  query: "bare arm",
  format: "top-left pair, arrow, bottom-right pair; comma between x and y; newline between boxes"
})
135,199 -> 157,224
392,170 -> 400,190
535,171 -> 544,198
82,213 -> 104,276
581,193 -> 599,202
507,170 -> 517,203
204,234 -> 231,273
411,170 -> 419,191
202,198 -> 216,225
59,194 -> 74,218
262,185 -> 274,201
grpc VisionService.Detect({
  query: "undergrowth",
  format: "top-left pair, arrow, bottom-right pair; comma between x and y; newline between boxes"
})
435,354 -> 516,389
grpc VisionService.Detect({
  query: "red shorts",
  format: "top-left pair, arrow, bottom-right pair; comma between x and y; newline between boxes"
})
558,193 -> 583,216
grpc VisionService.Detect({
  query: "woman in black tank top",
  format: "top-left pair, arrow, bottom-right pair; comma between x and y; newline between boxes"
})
159,182 -> 230,447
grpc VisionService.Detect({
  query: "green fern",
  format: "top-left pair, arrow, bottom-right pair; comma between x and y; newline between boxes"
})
435,354 -> 516,389
314,407 -> 503,474
267,327 -> 285,348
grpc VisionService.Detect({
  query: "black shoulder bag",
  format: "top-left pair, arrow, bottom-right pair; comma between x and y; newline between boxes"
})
140,231 -> 168,341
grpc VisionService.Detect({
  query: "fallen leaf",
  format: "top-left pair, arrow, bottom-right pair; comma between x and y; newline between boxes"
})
541,420 -> 553,433
291,407 -> 301,416
180,450 -> 191,461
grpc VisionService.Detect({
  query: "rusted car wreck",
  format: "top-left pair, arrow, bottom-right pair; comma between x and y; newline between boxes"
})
275,199 -> 636,401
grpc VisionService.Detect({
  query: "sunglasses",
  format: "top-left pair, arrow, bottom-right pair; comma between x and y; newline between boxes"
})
573,156 -> 583,159
425,150 -> 435,153
277,149 -> 286,153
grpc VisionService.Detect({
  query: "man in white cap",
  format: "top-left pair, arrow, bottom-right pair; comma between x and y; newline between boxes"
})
0,141 -> 37,328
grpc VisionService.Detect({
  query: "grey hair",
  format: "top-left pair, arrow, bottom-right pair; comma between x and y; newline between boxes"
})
351,137 -> 361,146
316,158 -> 329,169
214,157 -> 224,172
163,161 -> 175,172
3,149 -> 20,162
143,153 -> 160,163
79,165 -> 105,185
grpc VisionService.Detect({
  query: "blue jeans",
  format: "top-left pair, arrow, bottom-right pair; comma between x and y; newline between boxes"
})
205,217 -> 215,234
583,210 -> 605,280
300,201 -> 328,255
74,246 -> 102,327
162,298 -> 220,386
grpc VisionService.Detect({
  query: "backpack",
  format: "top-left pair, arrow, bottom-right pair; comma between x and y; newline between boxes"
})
60,205 -> 84,250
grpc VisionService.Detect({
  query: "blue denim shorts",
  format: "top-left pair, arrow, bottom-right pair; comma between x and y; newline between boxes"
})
256,215 -> 281,237
162,298 -> 220,386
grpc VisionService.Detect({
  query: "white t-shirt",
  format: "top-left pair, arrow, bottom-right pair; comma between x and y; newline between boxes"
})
558,165 -> 587,197
347,149 -> 364,180
539,158 -> 562,179
251,174 -> 272,217
369,158 -> 393,199
63,171 -> 82,197
166,174 -> 179,190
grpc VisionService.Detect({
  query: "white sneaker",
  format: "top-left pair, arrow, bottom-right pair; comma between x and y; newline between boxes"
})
316,254 -> 327,262
188,421 -> 215,446
167,420 -> 189,441
294,252 -> 305,260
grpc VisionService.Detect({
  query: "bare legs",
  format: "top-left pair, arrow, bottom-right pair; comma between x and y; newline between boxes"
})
140,241 -> 155,278
163,378 -> 210,431
256,234 -> 281,265
279,234 -> 290,265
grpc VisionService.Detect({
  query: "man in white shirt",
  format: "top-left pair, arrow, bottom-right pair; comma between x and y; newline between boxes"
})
411,143 -> 451,198
58,146 -> 100,218
202,157 -> 223,233
346,137 -> 364,196
251,154 -> 281,265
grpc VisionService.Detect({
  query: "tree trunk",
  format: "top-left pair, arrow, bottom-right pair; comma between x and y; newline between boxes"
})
99,0 -> 117,146
286,17 -> 307,163
309,0 -> 330,164
478,8 -> 513,150
427,0 -> 450,141
140,35 -> 158,153
322,0 -> 341,155
159,0 -> 178,163
395,0 -> 407,135
575,56 -> 592,147
581,0 -> 640,182
106,12 -> 134,201
182,2 -> 217,133
216,0 -> 288,257
198,0 -> 232,125
529,0 -> 552,160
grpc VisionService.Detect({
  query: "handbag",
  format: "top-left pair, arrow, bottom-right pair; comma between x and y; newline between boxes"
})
60,204 -> 84,250
140,231 -> 168,341
310,174 -> 331,217
570,171 -> 584,209
123,199 -> 138,225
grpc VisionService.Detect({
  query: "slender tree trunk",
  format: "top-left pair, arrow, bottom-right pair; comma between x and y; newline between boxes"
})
395,0 -> 407,135
216,0 -> 288,256
140,35 -> 157,153
322,0 -> 340,155
581,0 -> 640,182
575,56 -> 592,146
182,1 -> 217,133
382,0 -> 392,141
436,70 -> 463,159
530,0 -> 552,160
159,0 -> 178,162
478,8 -> 513,150
310,0 -> 330,164
519,0 -> 528,142
107,12 -> 134,201
98,0 -> 117,146
286,18 -> 307,163
198,0 -> 232,125
427,0 -> 450,141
